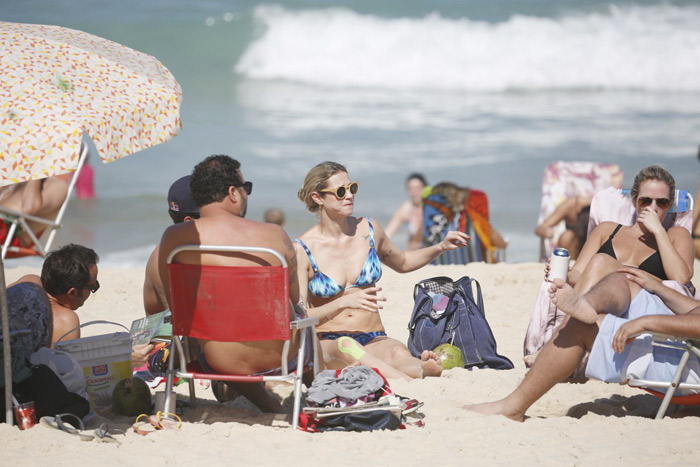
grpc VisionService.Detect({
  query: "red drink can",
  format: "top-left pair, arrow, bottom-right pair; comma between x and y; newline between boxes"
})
14,401 -> 37,430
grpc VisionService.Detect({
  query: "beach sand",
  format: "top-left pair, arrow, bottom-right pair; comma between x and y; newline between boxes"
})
3,260 -> 700,465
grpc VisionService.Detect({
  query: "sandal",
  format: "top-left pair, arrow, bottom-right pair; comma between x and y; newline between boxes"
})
150,411 -> 182,430
95,423 -> 125,444
40,414 -> 94,441
132,414 -> 159,436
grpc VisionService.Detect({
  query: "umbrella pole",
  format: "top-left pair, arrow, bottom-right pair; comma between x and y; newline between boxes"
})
0,256 -> 11,424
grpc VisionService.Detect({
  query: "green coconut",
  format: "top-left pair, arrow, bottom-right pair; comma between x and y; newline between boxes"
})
111,377 -> 152,416
433,343 -> 465,370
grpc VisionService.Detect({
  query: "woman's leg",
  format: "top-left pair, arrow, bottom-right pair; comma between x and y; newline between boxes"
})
365,337 -> 442,379
319,338 -> 411,380
574,253 -> 623,294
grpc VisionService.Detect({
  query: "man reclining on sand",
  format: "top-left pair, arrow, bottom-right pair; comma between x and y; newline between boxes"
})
12,244 -> 99,346
157,155 -> 315,413
467,267 -> 700,421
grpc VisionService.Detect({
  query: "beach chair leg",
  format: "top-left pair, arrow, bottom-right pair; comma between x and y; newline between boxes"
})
655,348 -> 691,419
292,330 -> 307,430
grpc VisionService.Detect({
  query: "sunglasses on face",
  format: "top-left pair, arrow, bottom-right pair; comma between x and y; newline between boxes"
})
318,182 -> 360,200
84,280 -> 100,294
637,196 -> 671,209
235,181 -> 253,195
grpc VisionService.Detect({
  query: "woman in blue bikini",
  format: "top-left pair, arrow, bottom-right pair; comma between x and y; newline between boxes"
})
295,161 -> 471,379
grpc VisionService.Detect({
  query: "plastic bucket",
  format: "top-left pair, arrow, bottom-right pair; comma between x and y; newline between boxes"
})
54,321 -> 132,412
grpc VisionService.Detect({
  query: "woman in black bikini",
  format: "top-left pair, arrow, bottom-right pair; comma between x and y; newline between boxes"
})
295,161 -> 470,379
553,165 -> 694,294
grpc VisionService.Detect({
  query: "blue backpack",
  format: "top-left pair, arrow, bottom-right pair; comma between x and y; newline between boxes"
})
407,276 -> 513,370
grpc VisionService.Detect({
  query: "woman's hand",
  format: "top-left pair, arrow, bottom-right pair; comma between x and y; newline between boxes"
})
637,206 -> 666,238
132,343 -> 154,368
612,317 -> 649,354
440,231 -> 471,251
339,286 -> 387,313
618,266 -> 663,294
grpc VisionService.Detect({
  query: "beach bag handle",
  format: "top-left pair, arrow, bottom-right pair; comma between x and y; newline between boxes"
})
55,320 -> 129,346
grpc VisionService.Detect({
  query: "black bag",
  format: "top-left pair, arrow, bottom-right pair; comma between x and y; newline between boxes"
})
407,276 -> 513,370
0,364 -> 90,424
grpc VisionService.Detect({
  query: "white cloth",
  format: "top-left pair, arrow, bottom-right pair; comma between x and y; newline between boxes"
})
30,347 -> 89,401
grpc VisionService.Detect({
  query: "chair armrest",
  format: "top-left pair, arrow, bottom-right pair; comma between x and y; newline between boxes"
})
291,317 -> 319,329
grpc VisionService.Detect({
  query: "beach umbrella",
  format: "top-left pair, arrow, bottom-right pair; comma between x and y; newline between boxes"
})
0,21 -> 183,423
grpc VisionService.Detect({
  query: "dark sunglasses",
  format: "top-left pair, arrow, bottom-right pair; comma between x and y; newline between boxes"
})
318,182 -> 359,200
84,279 -> 100,294
638,196 -> 671,209
235,181 -> 253,195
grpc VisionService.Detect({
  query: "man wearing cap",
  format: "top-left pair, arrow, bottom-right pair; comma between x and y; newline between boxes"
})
132,176 -> 201,374
143,175 -> 200,315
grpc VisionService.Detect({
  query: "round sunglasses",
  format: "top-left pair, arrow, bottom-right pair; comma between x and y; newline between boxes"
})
318,181 -> 359,200
637,196 -> 671,209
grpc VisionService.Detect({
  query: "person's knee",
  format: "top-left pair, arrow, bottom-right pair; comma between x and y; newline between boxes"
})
583,253 -> 619,278
557,230 -> 576,250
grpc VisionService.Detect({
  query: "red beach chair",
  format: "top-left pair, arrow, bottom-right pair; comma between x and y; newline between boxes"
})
163,245 -> 319,429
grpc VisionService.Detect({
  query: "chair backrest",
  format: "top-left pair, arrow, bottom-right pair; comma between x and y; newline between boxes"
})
537,161 -> 624,261
167,245 -> 290,342
587,187 -> 694,236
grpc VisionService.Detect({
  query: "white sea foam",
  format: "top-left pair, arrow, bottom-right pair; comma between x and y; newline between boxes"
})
235,4 -> 700,91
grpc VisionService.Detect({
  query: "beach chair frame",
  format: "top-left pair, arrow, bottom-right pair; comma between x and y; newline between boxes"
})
0,142 -> 88,260
163,244 -> 319,429
627,334 -> 700,419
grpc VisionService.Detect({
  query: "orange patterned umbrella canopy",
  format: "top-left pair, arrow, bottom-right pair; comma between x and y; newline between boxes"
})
0,21 -> 182,186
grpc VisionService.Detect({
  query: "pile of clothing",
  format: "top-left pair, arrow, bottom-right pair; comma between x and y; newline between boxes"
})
298,365 -> 424,432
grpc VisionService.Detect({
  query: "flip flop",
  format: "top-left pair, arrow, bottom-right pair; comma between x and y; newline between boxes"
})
132,414 -> 158,436
149,411 -> 182,430
94,423 -> 125,444
40,414 -> 94,441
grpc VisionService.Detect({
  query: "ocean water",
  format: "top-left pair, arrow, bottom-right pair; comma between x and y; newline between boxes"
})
3,0 -> 699,268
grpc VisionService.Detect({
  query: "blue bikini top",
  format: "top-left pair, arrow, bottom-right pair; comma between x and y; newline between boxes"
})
296,217 -> 383,298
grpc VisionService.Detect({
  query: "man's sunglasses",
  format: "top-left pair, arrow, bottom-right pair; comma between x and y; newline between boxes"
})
318,182 -> 359,200
84,280 -> 100,294
235,181 -> 253,195
638,196 -> 671,209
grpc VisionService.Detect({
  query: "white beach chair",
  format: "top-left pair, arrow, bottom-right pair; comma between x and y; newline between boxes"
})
0,143 -> 88,260
627,334 -> 700,419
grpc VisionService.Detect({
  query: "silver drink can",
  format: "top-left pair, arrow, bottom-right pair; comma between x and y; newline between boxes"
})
549,248 -> 570,282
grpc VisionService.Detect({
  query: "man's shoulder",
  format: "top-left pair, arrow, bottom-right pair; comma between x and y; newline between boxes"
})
12,274 -> 42,287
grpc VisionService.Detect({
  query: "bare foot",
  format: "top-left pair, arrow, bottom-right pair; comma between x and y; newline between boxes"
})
463,401 -> 524,422
548,279 -> 597,324
420,350 -> 442,378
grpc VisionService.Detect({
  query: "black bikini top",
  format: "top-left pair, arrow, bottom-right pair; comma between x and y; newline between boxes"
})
596,224 -> 667,280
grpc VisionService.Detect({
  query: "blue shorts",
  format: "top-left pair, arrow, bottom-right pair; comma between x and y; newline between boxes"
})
586,290 -> 700,394
318,331 -> 387,347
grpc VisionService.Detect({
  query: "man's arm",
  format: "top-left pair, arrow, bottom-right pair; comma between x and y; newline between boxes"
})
619,267 -> 699,315
144,245 -> 168,315
613,309 -> 700,353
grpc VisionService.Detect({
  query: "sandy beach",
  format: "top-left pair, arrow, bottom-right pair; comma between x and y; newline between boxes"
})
2,260 -> 699,466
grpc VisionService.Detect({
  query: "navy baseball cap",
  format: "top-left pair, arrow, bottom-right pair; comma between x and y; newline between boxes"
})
167,176 -> 199,214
